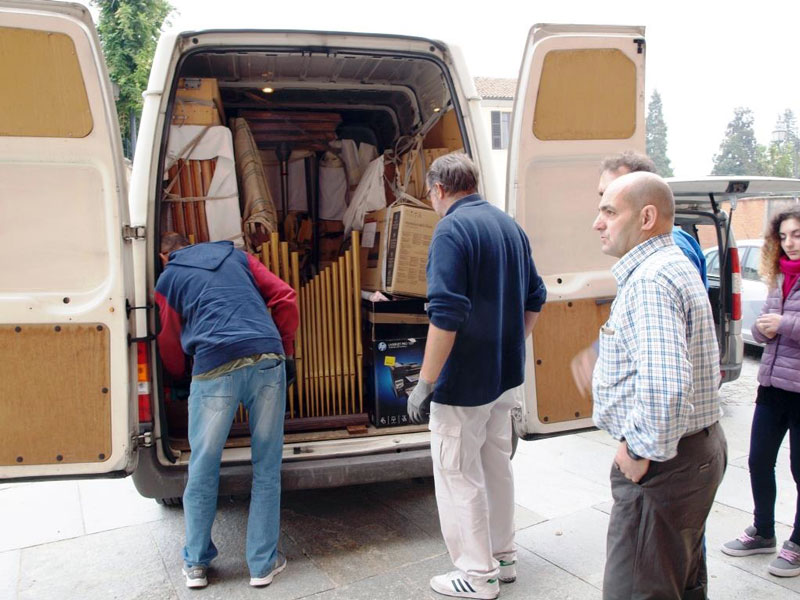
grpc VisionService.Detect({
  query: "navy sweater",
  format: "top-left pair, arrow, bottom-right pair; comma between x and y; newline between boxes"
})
426,195 -> 546,407
155,242 -> 298,377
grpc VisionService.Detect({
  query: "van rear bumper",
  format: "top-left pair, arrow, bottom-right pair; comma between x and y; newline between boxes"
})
131,444 -> 433,499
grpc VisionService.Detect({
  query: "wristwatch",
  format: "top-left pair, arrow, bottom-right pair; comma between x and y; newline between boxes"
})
626,445 -> 644,461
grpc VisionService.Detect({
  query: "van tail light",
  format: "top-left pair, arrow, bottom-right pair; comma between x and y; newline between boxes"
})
729,247 -> 742,321
137,341 -> 153,423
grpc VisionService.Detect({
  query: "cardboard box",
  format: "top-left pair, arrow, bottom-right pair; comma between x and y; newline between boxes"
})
360,207 -> 388,292
360,203 -> 439,298
363,296 -> 429,340
172,78 -> 224,126
363,297 -> 429,427
365,336 -> 426,427
423,109 -> 463,151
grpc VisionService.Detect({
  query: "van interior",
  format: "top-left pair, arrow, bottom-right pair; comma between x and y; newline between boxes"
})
155,45 -> 467,460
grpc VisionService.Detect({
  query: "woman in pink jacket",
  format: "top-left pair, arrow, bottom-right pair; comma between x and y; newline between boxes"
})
722,208 -> 800,577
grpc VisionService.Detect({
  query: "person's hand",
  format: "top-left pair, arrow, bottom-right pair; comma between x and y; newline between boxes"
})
756,313 -> 782,339
284,357 -> 296,387
614,442 -> 650,483
407,378 -> 434,424
570,346 -> 598,398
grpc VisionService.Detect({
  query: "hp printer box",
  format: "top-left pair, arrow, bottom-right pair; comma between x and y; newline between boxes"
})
365,337 -> 426,428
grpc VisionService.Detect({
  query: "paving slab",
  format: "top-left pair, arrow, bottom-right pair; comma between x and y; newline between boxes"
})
79,478 -> 167,535
706,554 -> 800,599
147,498 -> 336,600
16,524 -> 176,600
512,450 -> 611,521
0,550 -> 20,600
280,485 -> 445,586
0,482 -> 84,552
514,506 -> 609,590
715,460 -> 797,528
403,547 -> 602,600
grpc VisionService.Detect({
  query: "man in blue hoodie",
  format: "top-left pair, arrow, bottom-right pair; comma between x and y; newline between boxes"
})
155,233 -> 298,589
406,153 -> 546,599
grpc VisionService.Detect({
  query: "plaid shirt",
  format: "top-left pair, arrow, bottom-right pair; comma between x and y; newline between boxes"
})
592,234 -> 722,461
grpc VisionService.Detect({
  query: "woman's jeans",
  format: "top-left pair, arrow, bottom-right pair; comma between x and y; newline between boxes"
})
182,358 -> 286,578
749,389 -> 800,541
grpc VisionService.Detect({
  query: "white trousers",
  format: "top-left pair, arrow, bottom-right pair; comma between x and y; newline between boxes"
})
429,387 -> 518,581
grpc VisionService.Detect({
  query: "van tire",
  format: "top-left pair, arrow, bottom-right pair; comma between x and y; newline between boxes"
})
155,497 -> 183,507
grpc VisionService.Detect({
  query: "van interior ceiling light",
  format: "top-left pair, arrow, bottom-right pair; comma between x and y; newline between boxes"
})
262,86 -> 274,94
433,107 -> 441,113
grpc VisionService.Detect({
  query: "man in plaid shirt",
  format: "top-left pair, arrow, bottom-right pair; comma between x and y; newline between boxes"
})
592,171 -> 727,600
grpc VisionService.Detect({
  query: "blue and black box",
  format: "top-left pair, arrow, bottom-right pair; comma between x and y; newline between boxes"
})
363,297 -> 428,427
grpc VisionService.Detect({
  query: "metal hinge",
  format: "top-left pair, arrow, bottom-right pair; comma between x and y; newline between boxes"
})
123,225 -> 146,241
135,432 -> 154,448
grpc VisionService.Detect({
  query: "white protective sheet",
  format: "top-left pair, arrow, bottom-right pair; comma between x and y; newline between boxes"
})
319,152 -> 348,220
165,125 -> 243,247
263,150 -> 312,214
342,155 -> 386,235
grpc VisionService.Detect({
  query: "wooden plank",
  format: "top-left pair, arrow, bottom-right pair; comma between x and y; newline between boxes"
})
291,252 -> 304,419
0,324 -> 110,465
179,160 -> 198,241
169,164 -> 186,235
331,262 -> 343,415
313,276 -> 324,417
240,110 -> 342,122
190,161 -> 206,242
345,250 -> 356,413
532,298 -> 611,424
338,256 -> 350,412
248,121 -> 340,133
270,232 -> 280,281
198,159 -> 213,242
351,231 -> 364,413
320,270 -> 332,415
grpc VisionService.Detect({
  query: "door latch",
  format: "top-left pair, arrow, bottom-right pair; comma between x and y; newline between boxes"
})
135,432 -> 154,448
123,225 -> 146,241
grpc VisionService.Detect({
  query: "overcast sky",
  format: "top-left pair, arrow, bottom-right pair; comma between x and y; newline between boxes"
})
80,0 -> 800,177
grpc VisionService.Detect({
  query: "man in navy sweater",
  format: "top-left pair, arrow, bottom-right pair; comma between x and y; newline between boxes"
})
406,153 -> 546,599
155,233 -> 298,589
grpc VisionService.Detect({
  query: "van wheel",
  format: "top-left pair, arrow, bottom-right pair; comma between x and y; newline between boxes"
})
155,497 -> 183,507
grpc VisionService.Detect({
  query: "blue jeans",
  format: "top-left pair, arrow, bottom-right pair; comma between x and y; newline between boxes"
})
749,386 -> 800,542
182,358 -> 286,578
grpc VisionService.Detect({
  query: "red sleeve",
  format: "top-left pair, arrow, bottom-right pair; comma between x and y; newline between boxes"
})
247,253 -> 299,355
155,291 -> 187,378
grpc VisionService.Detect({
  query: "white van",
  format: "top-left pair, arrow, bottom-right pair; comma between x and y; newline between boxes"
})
1,1 -> 738,502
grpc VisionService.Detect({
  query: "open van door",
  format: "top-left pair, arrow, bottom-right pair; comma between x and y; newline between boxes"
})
0,1 -> 137,480
507,24 -> 646,438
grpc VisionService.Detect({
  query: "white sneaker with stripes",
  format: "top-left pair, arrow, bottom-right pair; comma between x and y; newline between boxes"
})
430,570 -> 499,599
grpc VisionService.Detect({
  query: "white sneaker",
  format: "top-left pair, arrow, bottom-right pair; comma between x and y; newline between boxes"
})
182,565 -> 208,588
430,570 -> 499,599
249,553 -> 287,587
498,559 -> 516,583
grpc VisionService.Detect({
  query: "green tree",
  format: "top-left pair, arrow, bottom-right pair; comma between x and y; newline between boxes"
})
645,90 -> 674,177
93,0 -> 173,156
766,109 -> 799,178
711,107 -> 768,176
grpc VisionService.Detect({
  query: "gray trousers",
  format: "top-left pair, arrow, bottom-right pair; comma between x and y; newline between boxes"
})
603,423 -> 727,600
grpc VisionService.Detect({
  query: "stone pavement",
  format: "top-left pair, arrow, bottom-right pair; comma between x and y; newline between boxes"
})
2,352 -> 799,599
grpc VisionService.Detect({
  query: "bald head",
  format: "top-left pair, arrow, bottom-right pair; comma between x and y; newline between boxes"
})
605,171 -> 675,229
594,171 -> 675,258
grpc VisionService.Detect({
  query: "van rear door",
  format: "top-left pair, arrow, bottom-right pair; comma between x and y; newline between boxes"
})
507,24 -> 646,438
0,1 -> 136,480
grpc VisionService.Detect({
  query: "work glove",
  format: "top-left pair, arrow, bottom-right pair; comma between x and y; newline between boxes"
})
284,357 -> 296,387
406,378 -> 434,424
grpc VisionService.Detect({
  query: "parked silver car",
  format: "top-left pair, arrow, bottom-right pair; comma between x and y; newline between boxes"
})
705,239 -> 766,346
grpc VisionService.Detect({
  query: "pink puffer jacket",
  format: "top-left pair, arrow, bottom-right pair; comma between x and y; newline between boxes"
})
754,277 -> 800,393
